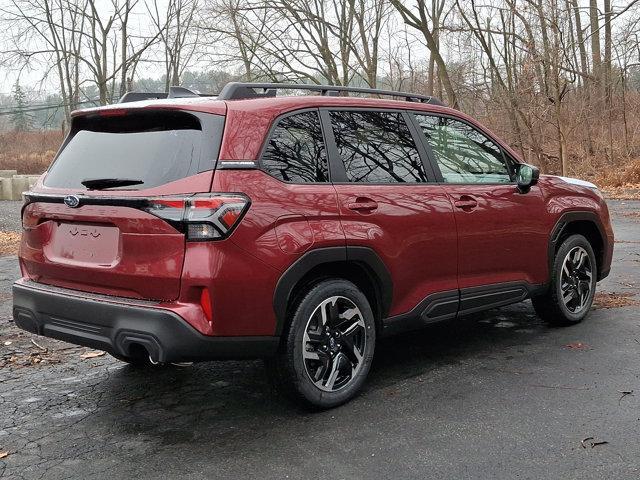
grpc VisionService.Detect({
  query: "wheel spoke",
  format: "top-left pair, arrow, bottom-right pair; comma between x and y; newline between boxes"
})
580,267 -> 593,281
561,281 -> 572,294
579,280 -> 591,291
578,281 -> 590,307
560,246 -> 593,314
327,300 -> 340,324
306,329 -> 324,343
339,332 -> 361,365
303,348 -> 320,361
340,308 -> 358,321
313,352 -> 331,383
352,343 -> 363,364
342,319 -> 362,337
320,303 -> 329,326
562,288 -> 574,304
335,307 -> 359,329
324,353 -> 345,390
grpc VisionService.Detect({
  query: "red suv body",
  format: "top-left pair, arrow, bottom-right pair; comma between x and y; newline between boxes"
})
13,83 -> 614,407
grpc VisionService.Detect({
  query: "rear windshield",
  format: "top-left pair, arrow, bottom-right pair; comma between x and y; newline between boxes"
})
44,110 -> 224,190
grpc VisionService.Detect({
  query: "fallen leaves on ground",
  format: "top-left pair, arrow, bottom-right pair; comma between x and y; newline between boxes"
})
593,291 -> 640,309
80,350 -> 105,359
0,231 -> 20,256
0,351 -> 63,368
0,450 -> 9,459
565,342 -> 589,350
0,338 -> 68,368
601,185 -> 640,200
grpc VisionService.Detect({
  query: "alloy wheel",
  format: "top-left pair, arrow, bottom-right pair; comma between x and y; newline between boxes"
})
302,295 -> 367,392
560,246 -> 594,314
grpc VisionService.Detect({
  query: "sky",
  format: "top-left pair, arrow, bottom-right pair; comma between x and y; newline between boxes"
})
0,0 -> 636,99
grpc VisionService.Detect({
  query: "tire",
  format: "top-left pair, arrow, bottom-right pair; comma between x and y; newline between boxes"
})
266,279 -> 376,409
532,234 -> 597,326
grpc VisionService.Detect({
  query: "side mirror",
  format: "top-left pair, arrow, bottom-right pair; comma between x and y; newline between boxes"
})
516,164 -> 540,193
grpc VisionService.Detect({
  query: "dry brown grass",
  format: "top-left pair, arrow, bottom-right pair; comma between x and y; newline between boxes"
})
595,158 -> 640,188
0,130 -> 62,174
0,231 -> 20,256
601,186 -> 640,200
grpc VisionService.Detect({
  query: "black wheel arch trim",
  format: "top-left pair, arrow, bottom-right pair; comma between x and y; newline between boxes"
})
273,246 -> 393,336
548,211 -> 609,281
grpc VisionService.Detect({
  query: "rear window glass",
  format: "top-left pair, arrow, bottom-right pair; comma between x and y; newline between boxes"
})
261,111 -> 328,183
44,111 -> 223,190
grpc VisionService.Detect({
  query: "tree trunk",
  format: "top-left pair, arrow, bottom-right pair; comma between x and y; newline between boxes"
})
589,0 -> 602,95
603,0 -> 612,105
570,0 -> 589,86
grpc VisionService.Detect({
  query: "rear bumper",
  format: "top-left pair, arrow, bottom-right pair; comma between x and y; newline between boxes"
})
12,280 -> 279,363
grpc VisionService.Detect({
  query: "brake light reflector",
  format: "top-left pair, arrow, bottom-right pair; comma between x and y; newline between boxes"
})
97,108 -> 128,117
200,288 -> 213,323
143,194 -> 250,241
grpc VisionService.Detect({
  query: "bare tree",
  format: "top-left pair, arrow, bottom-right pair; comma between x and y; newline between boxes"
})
0,0 -> 87,124
84,0 -> 162,104
149,0 -> 201,90
390,0 -> 459,107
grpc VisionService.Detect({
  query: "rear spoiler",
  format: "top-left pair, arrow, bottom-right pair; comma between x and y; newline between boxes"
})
119,86 -> 216,103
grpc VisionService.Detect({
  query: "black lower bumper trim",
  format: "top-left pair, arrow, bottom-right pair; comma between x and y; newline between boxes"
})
12,281 -> 279,363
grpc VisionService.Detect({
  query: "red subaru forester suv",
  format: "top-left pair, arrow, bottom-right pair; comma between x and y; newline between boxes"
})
13,83 -> 614,408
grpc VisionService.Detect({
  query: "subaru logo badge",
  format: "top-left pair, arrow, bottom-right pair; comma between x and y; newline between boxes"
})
64,195 -> 81,208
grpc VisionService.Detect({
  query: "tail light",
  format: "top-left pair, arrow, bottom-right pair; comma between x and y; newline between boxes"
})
143,194 -> 250,241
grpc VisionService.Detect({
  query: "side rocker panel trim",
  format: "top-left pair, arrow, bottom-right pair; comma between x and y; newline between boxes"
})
381,281 -> 547,337
382,289 -> 459,336
458,282 -> 531,316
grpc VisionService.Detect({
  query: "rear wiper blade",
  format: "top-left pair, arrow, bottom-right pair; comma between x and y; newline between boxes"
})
81,178 -> 144,190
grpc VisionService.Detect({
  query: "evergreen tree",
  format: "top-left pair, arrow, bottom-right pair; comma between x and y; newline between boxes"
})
10,82 -> 34,132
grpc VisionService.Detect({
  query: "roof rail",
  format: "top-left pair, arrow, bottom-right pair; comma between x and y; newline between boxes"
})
119,86 -> 215,104
217,82 -> 445,106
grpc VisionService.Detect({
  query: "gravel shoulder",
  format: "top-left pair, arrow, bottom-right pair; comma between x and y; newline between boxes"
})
0,201 -> 22,232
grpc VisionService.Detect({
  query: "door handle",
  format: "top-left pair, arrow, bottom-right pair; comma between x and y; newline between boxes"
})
453,196 -> 478,210
347,198 -> 378,212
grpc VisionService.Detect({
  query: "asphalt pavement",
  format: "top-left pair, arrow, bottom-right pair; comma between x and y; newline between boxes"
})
0,200 -> 639,479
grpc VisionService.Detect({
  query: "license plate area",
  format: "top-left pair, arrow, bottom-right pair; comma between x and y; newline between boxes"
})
43,221 -> 121,267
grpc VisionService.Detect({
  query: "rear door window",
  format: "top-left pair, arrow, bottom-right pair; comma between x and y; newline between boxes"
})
261,110 -> 328,183
44,111 -> 223,190
329,110 -> 427,183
